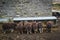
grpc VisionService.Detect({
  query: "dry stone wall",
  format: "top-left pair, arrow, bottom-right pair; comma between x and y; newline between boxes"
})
0,0 -> 52,17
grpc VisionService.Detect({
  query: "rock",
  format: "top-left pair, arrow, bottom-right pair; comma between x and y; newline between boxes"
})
0,0 -> 52,17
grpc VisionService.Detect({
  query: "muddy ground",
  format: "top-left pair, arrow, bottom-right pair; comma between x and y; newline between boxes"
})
0,27 -> 60,40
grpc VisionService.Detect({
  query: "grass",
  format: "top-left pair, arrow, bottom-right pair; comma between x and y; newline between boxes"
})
52,4 -> 60,10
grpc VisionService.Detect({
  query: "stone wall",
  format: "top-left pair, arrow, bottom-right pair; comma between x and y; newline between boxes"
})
0,0 -> 52,17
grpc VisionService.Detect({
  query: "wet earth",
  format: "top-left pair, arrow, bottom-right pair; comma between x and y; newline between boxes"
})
0,27 -> 60,40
